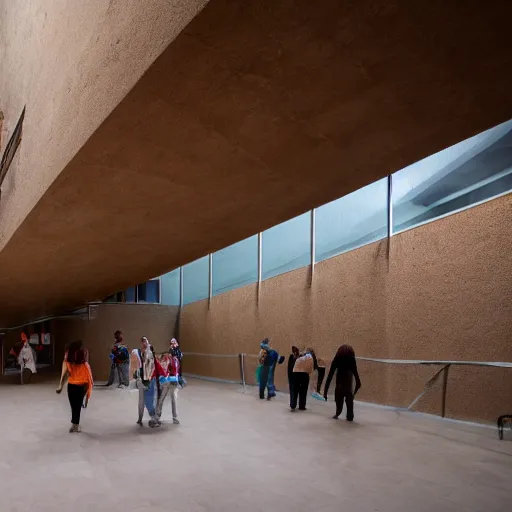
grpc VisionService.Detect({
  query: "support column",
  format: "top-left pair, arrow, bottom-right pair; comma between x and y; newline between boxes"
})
310,209 -> 316,286
208,253 -> 213,308
179,266 -> 184,308
257,232 -> 262,303
387,174 -> 393,259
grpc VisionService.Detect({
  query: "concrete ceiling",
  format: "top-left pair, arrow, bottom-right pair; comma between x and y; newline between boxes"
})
1,0 -> 511,327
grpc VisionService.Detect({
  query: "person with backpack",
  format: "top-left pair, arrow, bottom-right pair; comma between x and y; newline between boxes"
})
258,339 -> 285,400
105,330 -> 130,388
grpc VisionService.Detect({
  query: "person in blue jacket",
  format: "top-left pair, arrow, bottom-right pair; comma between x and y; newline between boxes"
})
258,339 -> 285,400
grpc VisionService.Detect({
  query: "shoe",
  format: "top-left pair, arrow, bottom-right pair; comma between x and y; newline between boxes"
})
69,424 -> 76,433
259,396 -> 265,400
346,417 -> 354,422
290,408 -> 296,412
148,419 -> 160,428
332,415 -> 339,420
136,419 -> 143,427
299,407 -> 307,411
173,418 -> 180,425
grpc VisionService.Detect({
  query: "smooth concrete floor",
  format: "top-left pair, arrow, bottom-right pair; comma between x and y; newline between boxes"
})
0,378 -> 511,512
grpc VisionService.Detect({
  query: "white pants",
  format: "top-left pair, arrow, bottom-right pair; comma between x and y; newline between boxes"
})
156,382 -> 178,421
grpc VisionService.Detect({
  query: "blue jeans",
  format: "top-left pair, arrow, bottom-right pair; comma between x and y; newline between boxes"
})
137,378 -> 156,420
267,363 -> 277,396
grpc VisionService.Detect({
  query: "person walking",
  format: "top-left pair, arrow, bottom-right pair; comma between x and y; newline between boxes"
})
105,330 -> 130,388
18,333 -> 37,384
257,339 -> 284,400
156,351 -> 181,425
291,348 -> 317,411
169,338 -> 186,387
287,346 -> 300,408
56,340 -> 94,433
323,344 -> 362,421
311,357 -> 327,401
133,337 -> 160,428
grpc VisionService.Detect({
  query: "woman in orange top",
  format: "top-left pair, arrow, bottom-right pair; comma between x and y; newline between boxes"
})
56,340 -> 94,433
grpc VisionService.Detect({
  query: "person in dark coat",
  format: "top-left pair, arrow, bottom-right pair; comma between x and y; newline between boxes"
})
323,344 -> 361,421
287,346 -> 300,408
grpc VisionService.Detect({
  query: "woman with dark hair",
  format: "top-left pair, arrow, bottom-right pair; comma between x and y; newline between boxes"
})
56,340 -> 94,433
323,344 -> 361,422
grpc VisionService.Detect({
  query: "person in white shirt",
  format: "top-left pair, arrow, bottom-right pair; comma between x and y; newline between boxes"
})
291,348 -> 317,411
18,333 -> 37,384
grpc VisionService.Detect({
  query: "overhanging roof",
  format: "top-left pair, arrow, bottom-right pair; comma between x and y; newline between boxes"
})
0,0 -> 511,326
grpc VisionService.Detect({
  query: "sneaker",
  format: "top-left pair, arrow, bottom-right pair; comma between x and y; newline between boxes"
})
173,418 -> 180,425
69,424 -> 76,433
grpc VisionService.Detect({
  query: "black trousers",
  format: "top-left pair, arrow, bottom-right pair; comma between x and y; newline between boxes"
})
316,367 -> 326,393
68,383 -> 86,425
335,387 -> 354,420
291,372 -> 309,410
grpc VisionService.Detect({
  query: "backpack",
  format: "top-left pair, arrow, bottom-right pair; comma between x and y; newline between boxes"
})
114,344 -> 129,364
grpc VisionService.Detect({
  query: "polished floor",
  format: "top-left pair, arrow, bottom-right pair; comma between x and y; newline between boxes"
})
0,378 -> 511,512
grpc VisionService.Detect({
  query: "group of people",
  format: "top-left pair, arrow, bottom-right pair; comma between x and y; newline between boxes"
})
132,336 -> 184,428
258,340 -> 362,421
54,329 -> 359,431
55,331 -> 185,433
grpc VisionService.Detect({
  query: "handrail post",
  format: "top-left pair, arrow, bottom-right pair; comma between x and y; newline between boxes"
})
441,364 -> 450,418
239,353 -> 246,390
